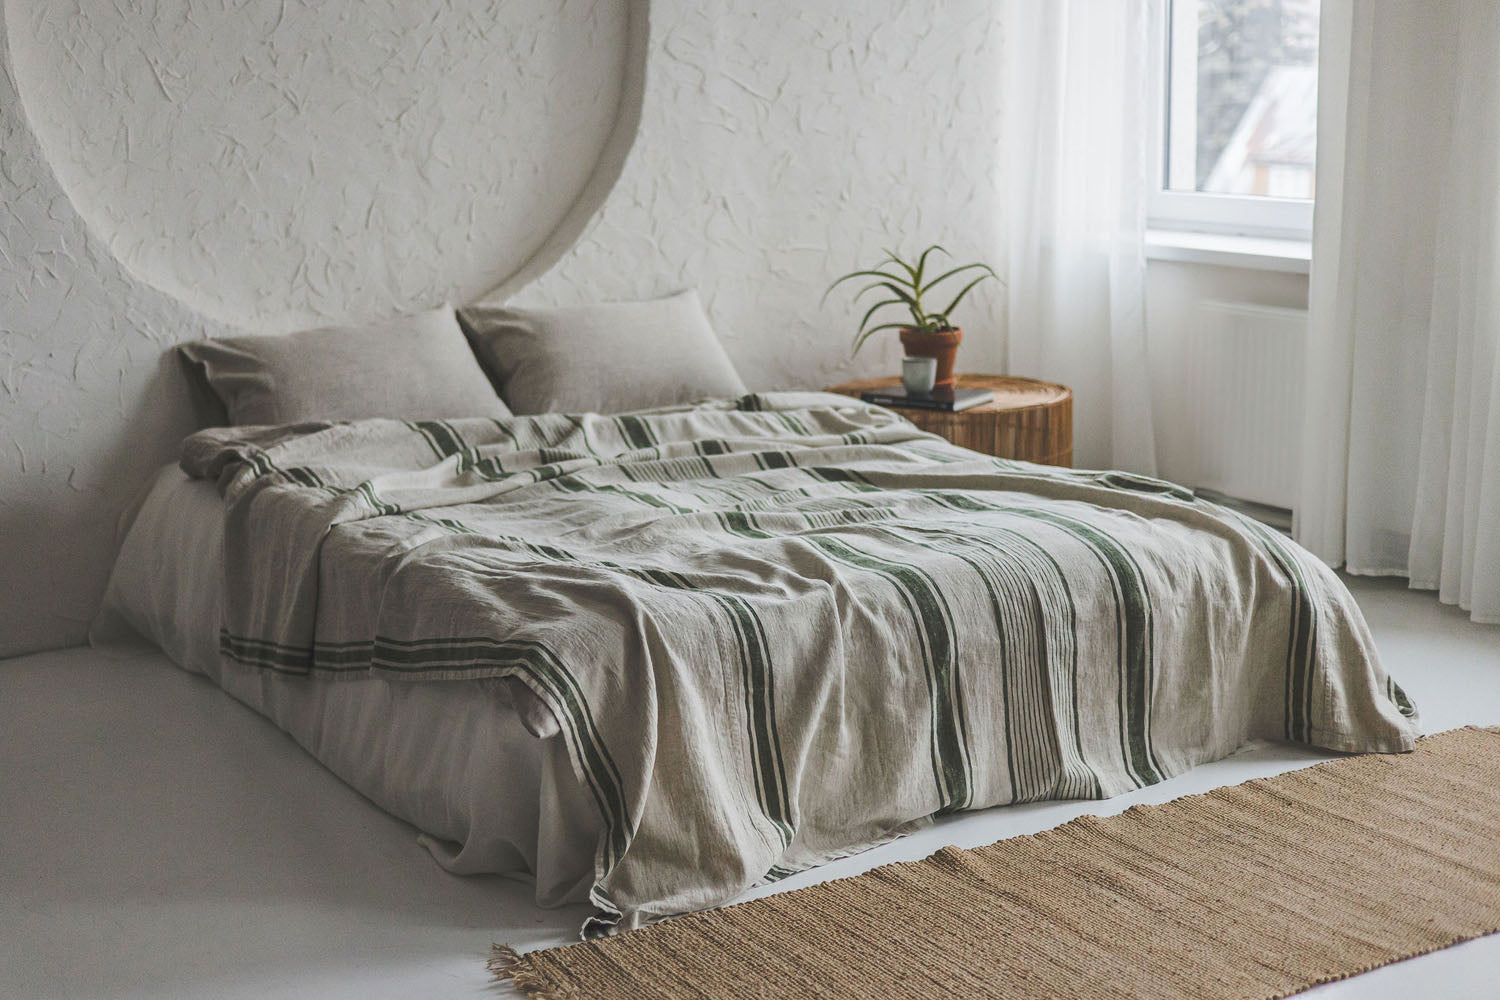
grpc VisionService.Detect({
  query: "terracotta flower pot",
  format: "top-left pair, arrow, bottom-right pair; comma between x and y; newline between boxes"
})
898,326 -> 963,390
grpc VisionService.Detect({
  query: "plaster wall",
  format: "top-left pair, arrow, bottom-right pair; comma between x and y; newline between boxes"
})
0,0 -> 1004,657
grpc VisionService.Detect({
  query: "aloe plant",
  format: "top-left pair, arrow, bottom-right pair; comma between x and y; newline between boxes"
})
825,245 -> 997,356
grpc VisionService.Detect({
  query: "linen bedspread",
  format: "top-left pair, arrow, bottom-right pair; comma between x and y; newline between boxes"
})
181,392 -> 1420,935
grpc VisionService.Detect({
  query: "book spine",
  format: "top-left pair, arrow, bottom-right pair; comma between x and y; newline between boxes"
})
860,393 -> 959,412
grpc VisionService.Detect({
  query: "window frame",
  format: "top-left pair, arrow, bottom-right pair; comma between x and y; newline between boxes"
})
1147,0 -> 1316,242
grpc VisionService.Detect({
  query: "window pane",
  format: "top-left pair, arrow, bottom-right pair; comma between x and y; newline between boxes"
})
1168,0 -> 1320,199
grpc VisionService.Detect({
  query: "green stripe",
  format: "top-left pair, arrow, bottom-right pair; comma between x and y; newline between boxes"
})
280,466 -> 322,488
1390,677 -> 1416,718
562,415 -> 596,455
927,491 -> 1162,786
920,495 -> 1100,800
219,631 -> 316,673
355,481 -> 399,517
887,525 -> 1019,800
490,418 -> 519,449
807,534 -> 972,813
1233,514 -> 1318,742
407,420 -> 466,460
719,510 -> 771,539
715,594 -> 794,847
482,639 -> 632,868
615,415 -> 656,450
1026,511 -> 1159,786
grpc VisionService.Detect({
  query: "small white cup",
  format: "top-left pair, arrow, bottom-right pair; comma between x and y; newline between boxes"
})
901,355 -> 937,394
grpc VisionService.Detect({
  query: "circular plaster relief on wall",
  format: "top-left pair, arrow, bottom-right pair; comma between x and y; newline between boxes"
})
5,0 -> 634,330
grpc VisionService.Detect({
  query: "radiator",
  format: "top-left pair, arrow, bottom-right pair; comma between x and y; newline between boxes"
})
1177,299 -> 1307,510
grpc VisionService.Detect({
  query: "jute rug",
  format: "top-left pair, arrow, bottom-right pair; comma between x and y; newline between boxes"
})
491,727 -> 1500,999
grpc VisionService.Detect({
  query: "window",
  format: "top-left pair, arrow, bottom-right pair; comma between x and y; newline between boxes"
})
1151,0 -> 1321,240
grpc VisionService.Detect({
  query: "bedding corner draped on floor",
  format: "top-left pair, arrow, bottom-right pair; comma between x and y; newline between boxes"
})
181,391 -> 1420,935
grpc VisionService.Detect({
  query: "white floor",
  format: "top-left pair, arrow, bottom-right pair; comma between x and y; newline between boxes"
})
2,576 -> 1498,1000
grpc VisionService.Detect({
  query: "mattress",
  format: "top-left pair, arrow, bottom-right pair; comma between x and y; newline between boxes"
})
91,464 -> 600,905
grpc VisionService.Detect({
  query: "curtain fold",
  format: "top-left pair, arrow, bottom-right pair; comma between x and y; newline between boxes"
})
1297,0 -> 1500,624
1002,0 -> 1157,474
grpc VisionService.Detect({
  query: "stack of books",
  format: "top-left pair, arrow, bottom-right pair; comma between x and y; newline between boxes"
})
860,385 -> 994,412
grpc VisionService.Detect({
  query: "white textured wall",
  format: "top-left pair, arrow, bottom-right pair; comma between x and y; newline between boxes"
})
520,3 -> 1007,392
0,0 -> 1004,657
6,0 -> 630,330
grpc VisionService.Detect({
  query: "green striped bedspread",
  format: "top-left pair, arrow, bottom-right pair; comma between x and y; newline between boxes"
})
181,391 -> 1420,936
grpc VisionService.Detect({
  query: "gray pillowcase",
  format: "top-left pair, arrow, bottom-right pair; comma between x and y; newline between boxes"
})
457,290 -> 748,415
178,307 -> 512,425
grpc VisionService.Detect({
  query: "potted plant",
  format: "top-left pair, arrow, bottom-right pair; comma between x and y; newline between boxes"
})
826,245 -> 996,390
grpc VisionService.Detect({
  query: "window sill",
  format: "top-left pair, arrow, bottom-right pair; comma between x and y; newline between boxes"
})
1144,230 -> 1311,275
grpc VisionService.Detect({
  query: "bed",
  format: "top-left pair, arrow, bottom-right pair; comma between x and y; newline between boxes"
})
98,389 -> 1420,937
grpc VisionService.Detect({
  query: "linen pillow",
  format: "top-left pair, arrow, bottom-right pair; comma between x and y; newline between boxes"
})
457,290 -> 748,414
178,307 -> 511,425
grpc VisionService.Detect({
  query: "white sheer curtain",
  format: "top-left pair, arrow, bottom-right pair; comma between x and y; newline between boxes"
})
1297,0 -> 1500,624
1002,0 -> 1157,474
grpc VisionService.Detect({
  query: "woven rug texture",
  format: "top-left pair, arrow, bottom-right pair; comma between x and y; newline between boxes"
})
492,727 -> 1500,999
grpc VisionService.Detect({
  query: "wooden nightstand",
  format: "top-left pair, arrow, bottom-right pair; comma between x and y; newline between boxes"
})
827,374 -> 1073,467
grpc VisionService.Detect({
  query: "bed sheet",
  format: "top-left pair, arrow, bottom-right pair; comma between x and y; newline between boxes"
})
92,464 -> 599,905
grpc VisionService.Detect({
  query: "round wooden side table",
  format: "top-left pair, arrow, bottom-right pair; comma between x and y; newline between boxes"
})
827,374 -> 1073,467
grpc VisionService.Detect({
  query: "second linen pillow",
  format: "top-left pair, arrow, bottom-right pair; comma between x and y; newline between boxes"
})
458,290 -> 748,415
